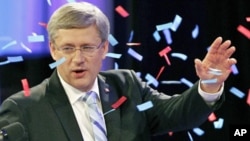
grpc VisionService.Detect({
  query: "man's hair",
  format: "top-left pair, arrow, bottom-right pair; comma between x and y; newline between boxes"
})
47,2 -> 110,43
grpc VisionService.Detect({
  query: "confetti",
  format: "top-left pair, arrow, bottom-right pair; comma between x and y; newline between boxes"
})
231,64 -> 239,75
192,24 -> 199,39
247,89 -> 250,106
156,22 -> 172,31
104,96 -> 127,116
145,73 -> 159,87
114,62 -> 119,70
38,22 -> 48,28
159,46 -> 172,65
161,80 -> 181,84
111,96 -> 127,109
67,0 -> 76,3
108,34 -> 118,46
208,112 -> 217,122
115,5 -> 129,18
153,30 -> 161,42
49,57 -> 66,69
0,56 -> 23,65
192,127 -> 204,136
229,87 -> 245,99
47,0 -> 52,6
171,53 -> 187,61
156,66 -> 165,80
213,118 -> 224,129
128,30 -> 134,42
106,53 -> 122,59
163,29 -> 172,44
127,48 -> 143,61
126,43 -> 141,46
8,56 -> 23,63
201,78 -> 217,84
171,14 -> 182,32
136,101 -> 153,111
180,78 -> 193,87
237,25 -> 250,39
21,78 -> 30,97
208,70 -> 222,76
28,35 -> 45,42
1,40 -> 17,50
187,132 -> 194,141
246,17 -> 250,22
20,42 -> 32,53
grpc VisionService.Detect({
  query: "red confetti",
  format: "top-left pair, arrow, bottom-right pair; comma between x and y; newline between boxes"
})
237,25 -> 250,39
21,78 -> 30,97
156,66 -> 165,80
38,22 -> 48,28
159,46 -> 172,65
168,132 -> 173,136
246,17 -> 250,22
115,5 -> 129,18
208,112 -> 217,122
247,89 -> 250,106
111,96 -> 127,109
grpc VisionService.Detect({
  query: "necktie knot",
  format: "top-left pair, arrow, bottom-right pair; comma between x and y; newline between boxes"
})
83,91 -> 98,105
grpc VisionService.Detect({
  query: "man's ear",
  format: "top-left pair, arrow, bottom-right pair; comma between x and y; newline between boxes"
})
101,40 -> 109,59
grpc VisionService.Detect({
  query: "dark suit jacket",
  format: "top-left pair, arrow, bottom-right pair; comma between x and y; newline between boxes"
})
0,69 -> 224,141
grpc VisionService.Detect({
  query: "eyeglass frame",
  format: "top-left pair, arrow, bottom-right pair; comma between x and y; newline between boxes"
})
54,41 -> 104,56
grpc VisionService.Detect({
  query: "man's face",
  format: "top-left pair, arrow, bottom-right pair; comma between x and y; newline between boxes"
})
49,25 -> 108,92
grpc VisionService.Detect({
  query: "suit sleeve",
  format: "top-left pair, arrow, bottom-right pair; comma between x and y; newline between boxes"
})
127,70 -> 225,135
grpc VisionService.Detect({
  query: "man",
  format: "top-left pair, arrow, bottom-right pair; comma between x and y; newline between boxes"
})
0,2 -> 236,141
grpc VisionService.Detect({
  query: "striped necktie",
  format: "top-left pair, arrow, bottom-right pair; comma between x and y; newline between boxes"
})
83,91 -> 107,141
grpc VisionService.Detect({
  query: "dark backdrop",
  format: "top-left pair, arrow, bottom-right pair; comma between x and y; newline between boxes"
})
112,0 -> 250,141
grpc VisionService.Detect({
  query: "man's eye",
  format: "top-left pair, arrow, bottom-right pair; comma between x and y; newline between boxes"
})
82,46 -> 94,50
63,47 -> 74,51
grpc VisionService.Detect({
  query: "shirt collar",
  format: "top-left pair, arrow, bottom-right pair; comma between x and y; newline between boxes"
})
57,71 -> 100,105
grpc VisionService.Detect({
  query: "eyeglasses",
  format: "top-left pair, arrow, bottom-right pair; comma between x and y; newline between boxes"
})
56,42 -> 104,56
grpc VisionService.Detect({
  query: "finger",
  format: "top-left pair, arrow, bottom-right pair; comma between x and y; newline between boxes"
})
217,40 -> 231,54
208,37 -> 223,54
194,58 -> 203,74
224,46 -> 236,59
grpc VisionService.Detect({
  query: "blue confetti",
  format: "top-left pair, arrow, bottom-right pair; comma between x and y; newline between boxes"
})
171,14 -> 182,32
213,118 -> 224,129
106,53 -> 122,59
156,22 -> 172,31
28,35 -> 45,42
180,77 -> 193,87
229,87 -> 245,99
108,34 -> 118,46
145,73 -> 159,87
136,101 -> 153,111
192,24 -> 199,39
153,30 -> 161,42
171,53 -> 187,61
192,127 -> 204,136
49,57 -> 66,69
127,48 -> 143,61
201,78 -> 217,84
163,29 -> 172,44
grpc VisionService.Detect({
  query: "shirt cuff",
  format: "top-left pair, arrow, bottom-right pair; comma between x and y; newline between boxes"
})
198,80 -> 224,105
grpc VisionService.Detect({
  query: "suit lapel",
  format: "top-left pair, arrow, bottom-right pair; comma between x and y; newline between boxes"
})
98,75 -> 121,141
47,71 -> 83,141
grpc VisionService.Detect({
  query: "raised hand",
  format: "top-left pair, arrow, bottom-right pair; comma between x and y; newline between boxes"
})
194,37 -> 237,93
